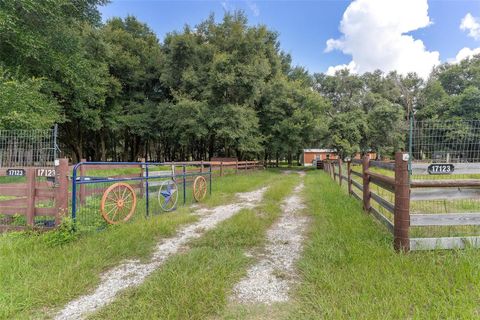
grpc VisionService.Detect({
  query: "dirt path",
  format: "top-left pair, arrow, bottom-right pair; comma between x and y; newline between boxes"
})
231,174 -> 309,304
55,187 -> 268,320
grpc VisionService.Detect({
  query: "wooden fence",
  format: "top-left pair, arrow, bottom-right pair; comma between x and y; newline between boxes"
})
74,160 -> 263,203
323,152 -> 480,251
0,159 -> 68,232
0,159 -> 262,231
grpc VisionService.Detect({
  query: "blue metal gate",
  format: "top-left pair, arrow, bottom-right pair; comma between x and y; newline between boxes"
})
71,162 -> 212,228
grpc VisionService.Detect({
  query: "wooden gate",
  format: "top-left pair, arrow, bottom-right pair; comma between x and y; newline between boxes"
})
0,159 -> 68,231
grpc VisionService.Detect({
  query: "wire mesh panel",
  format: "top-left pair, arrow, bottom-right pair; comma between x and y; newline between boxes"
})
410,120 -> 480,164
0,126 -> 58,168
72,162 -> 211,231
409,119 -> 480,239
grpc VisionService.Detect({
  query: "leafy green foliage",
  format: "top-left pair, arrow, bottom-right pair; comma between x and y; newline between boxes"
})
1,1 -> 479,162
43,217 -> 77,246
0,70 -> 61,129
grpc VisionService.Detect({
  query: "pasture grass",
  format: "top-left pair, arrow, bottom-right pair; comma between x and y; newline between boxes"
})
0,170 -> 275,319
292,171 -> 480,319
89,171 -> 301,319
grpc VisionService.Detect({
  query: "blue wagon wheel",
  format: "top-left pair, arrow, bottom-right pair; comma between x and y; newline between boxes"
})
158,180 -> 178,211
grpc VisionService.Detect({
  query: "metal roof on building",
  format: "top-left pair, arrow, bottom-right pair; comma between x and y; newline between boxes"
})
303,149 -> 337,153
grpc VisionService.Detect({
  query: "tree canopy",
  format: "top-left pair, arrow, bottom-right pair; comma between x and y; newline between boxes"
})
1,1 -> 479,163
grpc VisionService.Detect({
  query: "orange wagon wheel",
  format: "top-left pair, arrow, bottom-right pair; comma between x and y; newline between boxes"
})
100,182 -> 137,224
193,176 -> 207,202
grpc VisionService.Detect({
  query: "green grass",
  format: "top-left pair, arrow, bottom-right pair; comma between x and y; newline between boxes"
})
292,171 -> 480,319
0,170 -> 277,319
89,171 -> 301,319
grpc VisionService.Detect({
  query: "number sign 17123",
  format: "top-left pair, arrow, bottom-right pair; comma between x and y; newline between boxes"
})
37,168 -> 56,177
427,164 -> 454,175
6,169 -> 25,176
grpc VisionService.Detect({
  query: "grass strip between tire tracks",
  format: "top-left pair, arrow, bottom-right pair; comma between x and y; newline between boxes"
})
89,172 -> 301,319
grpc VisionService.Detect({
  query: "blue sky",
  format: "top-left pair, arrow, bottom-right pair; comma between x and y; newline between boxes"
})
100,0 -> 480,76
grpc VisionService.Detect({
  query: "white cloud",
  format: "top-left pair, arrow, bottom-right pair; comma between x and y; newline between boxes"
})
326,61 -> 358,75
325,0 -> 440,79
460,13 -> 480,40
221,0 -> 234,12
221,0 -> 259,16
452,47 -> 480,63
246,1 -> 260,17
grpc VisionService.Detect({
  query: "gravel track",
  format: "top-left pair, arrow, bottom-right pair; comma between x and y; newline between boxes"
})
55,187 -> 268,320
232,174 -> 309,304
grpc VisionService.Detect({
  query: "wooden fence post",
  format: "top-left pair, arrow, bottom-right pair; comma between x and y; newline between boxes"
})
200,160 -> 204,173
362,155 -> 371,213
332,161 -> 335,180
347,160 -> 352,195
26,168 -> 35,226
235,160 -> 238,174
394,152 -> 410,252
139,158 -> 145,199
79,158 -> 86,205
220,161 -> 224,176
338,158 -> 343,186
55,158 -> 69,226
333,161 -> 337,182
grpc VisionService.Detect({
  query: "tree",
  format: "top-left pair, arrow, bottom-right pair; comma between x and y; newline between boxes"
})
101,16 -> 164,161
327,110 -> 367,158
367,98 -> 406,158
0,70 -> 61,129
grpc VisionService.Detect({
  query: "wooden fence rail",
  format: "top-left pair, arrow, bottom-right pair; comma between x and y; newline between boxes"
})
322,152 -> 480,252
0,159 -> 69,232
0,159 -> 263,232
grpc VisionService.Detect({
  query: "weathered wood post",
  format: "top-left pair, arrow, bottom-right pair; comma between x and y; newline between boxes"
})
200,160 -> 204,173
55,158 -> 69,226
338,158 -> 343,186
394,152 -> 410,252
139,158 -> 145,199
79,158 -> 86,205
332,161 -> 336,180
220,161 -> 224,176
333,160 -> 337,182
362,155 -> 371,213
26,168 -> 36,226
347,160 -> 352,195
235,160 -> 238,174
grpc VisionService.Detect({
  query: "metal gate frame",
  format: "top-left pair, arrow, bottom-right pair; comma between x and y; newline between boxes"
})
71,161 -> 212,224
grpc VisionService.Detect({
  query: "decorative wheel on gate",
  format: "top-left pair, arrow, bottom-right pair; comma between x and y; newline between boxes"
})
193,176 -> 207,202
158,180 -> 178,211
100,182 -> 137,224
